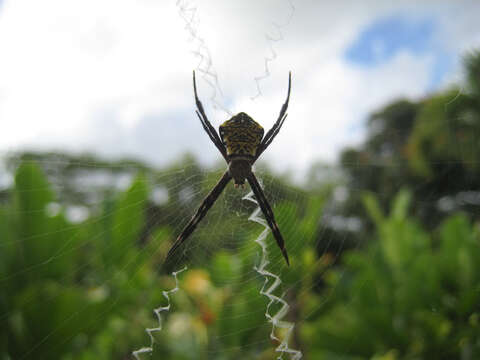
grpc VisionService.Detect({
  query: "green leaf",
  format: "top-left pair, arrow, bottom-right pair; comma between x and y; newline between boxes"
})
391,189 -> 411,221
210,251 -> 242,285
362,192 -> 384,226
111,175 -> 149,265
13,162 -> 54,278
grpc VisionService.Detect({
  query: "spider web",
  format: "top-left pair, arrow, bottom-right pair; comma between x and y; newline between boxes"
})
1,83 -> 477,359
0,153 -> 322,359
135,2 -> 302,358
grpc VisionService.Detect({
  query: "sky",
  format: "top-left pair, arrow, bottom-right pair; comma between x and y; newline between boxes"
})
0,0 -> 479,177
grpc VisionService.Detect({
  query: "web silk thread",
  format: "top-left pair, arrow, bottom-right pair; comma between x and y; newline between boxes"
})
176,0 -> 232,116
251,0 -> 295,101
243,190 -> 302,360
132,266 -> 188,360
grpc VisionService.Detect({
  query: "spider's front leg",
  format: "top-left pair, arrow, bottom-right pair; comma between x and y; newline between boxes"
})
193,71 -> 228,161
165,171 -> 232,267
254,72 -> 291,162
247,172 -> 290,266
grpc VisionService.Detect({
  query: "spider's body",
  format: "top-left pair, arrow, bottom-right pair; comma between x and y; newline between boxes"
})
220,112 -> 264,159
220,112 -> 264,185
165,71 -> 292,267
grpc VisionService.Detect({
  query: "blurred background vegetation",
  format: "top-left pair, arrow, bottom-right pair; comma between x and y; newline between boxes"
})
2,51 -> 480,359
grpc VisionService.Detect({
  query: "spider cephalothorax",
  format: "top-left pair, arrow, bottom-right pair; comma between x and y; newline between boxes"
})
166,71 -> 292,266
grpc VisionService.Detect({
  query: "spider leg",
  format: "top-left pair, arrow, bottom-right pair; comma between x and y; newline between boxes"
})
165,170 -> 232,265
255,72 -> 291,161
193,71 -> 228,161
247,172 -> 290,266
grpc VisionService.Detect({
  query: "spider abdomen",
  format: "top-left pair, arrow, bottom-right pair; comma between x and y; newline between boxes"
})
219,112 -> 264,158
228,159 -> 251,186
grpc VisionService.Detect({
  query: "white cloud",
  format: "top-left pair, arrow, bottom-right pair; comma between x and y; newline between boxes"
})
0,0 -> 478,178
253,50 -> 433,175
0,0 -> 193,145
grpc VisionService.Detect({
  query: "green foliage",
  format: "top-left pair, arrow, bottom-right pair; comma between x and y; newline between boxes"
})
1,163 -> 161,359
4,158 -> 478,359
407,89 -> 480,177
464,50 -> 480,96
1,159 -> 326,359
307,191 -> 480,359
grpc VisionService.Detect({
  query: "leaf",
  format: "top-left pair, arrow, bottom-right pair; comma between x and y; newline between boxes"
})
111,175 -> 149,265
13,162 -> 55,279
210,251 -> 242,285
362,192 -> 384,227
299,196 -> 324,242
391,189 -> 411,221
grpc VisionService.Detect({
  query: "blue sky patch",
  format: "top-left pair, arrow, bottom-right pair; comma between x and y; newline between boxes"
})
345,14 -> 452,89
429,50 -> 454,89
345,14 -> 435,65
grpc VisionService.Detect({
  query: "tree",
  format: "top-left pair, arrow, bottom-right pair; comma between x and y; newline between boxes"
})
338,51 -> 480,235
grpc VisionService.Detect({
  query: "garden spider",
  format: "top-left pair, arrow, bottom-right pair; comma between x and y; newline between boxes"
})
166,71 -> 292,266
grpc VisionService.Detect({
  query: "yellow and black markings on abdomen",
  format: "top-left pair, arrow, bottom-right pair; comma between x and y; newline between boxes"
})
219,112 -> 264,158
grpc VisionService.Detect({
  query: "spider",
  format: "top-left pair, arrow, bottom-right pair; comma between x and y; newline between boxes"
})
166,71 -> 292,266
